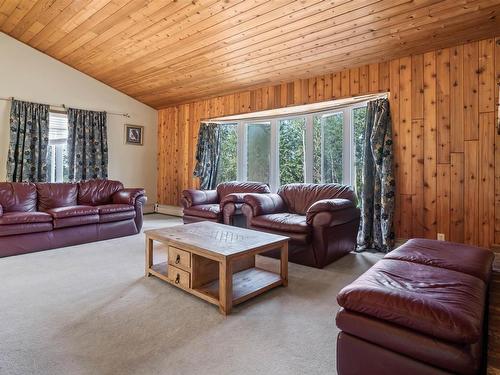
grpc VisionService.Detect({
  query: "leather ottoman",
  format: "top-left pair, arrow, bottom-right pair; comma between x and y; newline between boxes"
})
336,239 -> 494,375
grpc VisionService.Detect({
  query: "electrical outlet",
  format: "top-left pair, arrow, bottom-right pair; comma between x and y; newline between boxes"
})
437,233 -> 445,241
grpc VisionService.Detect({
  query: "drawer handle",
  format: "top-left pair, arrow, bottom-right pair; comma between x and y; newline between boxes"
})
175,254 -> 181,264
175,274 -> 180,284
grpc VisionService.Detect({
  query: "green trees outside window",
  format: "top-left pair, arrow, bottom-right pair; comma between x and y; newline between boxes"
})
279,118 -> 306,185
313,112 -> 343,184
353,106 -> 367,196
246,123 -> 271,184
216,123 -> 238,184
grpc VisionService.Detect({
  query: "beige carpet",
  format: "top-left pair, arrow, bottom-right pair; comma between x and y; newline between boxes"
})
0,214 -> 382,375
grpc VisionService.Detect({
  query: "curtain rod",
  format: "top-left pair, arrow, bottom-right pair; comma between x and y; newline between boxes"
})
0,97 -> 130,118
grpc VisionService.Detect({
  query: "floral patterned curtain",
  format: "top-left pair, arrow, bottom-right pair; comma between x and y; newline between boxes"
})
67,108 -> 108,181
193,122 -> 221,190
6,99 -> 50,182
357,98 -> 395,252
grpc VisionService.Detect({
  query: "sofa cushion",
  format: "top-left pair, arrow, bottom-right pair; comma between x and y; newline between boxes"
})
385,238 -> 494,283
183,204 -> 221,220
216,181 -> 270,201
46,205 -> 99,219
0,222 -> 53,237
277,183 -> 356,215
337,259 -> 486,344
36,183 -> 78,211
0,182 -> 37,212
77,179 -> 124,206
99,211 -> 136,223
0,212 -> 52,225
53,215 -> 99,229
251,213 -> 309,234
97,204 -> 135,215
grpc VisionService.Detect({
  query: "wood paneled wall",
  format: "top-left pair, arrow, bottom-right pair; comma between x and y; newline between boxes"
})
158,36 -> 500,248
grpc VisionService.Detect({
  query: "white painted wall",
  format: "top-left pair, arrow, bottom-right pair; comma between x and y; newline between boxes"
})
0,32 -> 157,210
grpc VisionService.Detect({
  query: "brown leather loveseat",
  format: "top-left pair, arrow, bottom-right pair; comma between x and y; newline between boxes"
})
0,179 -> 146,257
181,181 -> 270,225
336,238 -> 494,375
241,183 -> 360,268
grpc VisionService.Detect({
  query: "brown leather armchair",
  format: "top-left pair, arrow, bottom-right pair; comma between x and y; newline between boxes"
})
181,181 -> 270,225
241,183 -> 360,268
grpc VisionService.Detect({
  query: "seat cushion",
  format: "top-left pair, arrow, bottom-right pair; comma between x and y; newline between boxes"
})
99,211 -> 136,223
0,182 -> 37,212
36,183 -> 78,210
337,259 -> 486,344
46,206 -> 99,219
385,238 -> 494,283
53,214 -> 99,229
183,204 -> 221,220
0,212 -> 52,225
97,204 -> 135,215
251,213 -> 309,234
0,222 -> 53,237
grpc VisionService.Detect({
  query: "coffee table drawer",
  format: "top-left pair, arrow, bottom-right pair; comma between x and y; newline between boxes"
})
169,246 -> 191,269
168,265 -> 190,289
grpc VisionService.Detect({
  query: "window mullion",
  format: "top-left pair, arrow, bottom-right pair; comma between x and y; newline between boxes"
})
305,114 -> 313,183
270,119 -> 278,192
342,108 -> 352,185
237,121 -> 245,181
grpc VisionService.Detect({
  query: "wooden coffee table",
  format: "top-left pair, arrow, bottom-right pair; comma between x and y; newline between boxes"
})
144,222 -> 289,315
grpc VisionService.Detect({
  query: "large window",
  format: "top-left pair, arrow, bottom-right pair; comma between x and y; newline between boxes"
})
215,101 -> 368,192
47,111 -> 69,183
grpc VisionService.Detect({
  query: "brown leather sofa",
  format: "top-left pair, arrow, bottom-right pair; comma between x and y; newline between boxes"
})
336,238 -> 494,375
0,179 -> 146,257
241,183 -> 360,268
181,181 -> 270,225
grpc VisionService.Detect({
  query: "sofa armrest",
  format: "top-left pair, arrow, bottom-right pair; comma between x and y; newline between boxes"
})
181,189 -> 218,208
306,199 -> 359,226
243,193 -> 286,217
112,188 -> 146,206
220,193 -> 246,206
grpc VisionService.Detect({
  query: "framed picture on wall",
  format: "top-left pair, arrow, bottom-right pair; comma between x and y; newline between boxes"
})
125,124 -> 144,145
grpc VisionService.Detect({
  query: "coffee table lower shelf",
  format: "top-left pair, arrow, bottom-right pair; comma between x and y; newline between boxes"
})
149,262 -> 283,308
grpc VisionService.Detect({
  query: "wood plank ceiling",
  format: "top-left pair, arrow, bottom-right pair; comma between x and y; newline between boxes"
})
1,0 -> 500,109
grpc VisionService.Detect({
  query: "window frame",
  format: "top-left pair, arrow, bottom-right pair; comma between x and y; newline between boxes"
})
218,100 -> 369,192
47,111 -> 69,183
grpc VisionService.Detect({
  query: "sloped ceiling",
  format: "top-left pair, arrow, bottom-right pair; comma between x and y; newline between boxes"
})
1,0 -> 500,109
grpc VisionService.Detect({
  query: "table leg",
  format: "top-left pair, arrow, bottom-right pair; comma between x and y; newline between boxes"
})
145,237 -> 153,277
219,260 -> 233,315
280,242 -> 288,287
